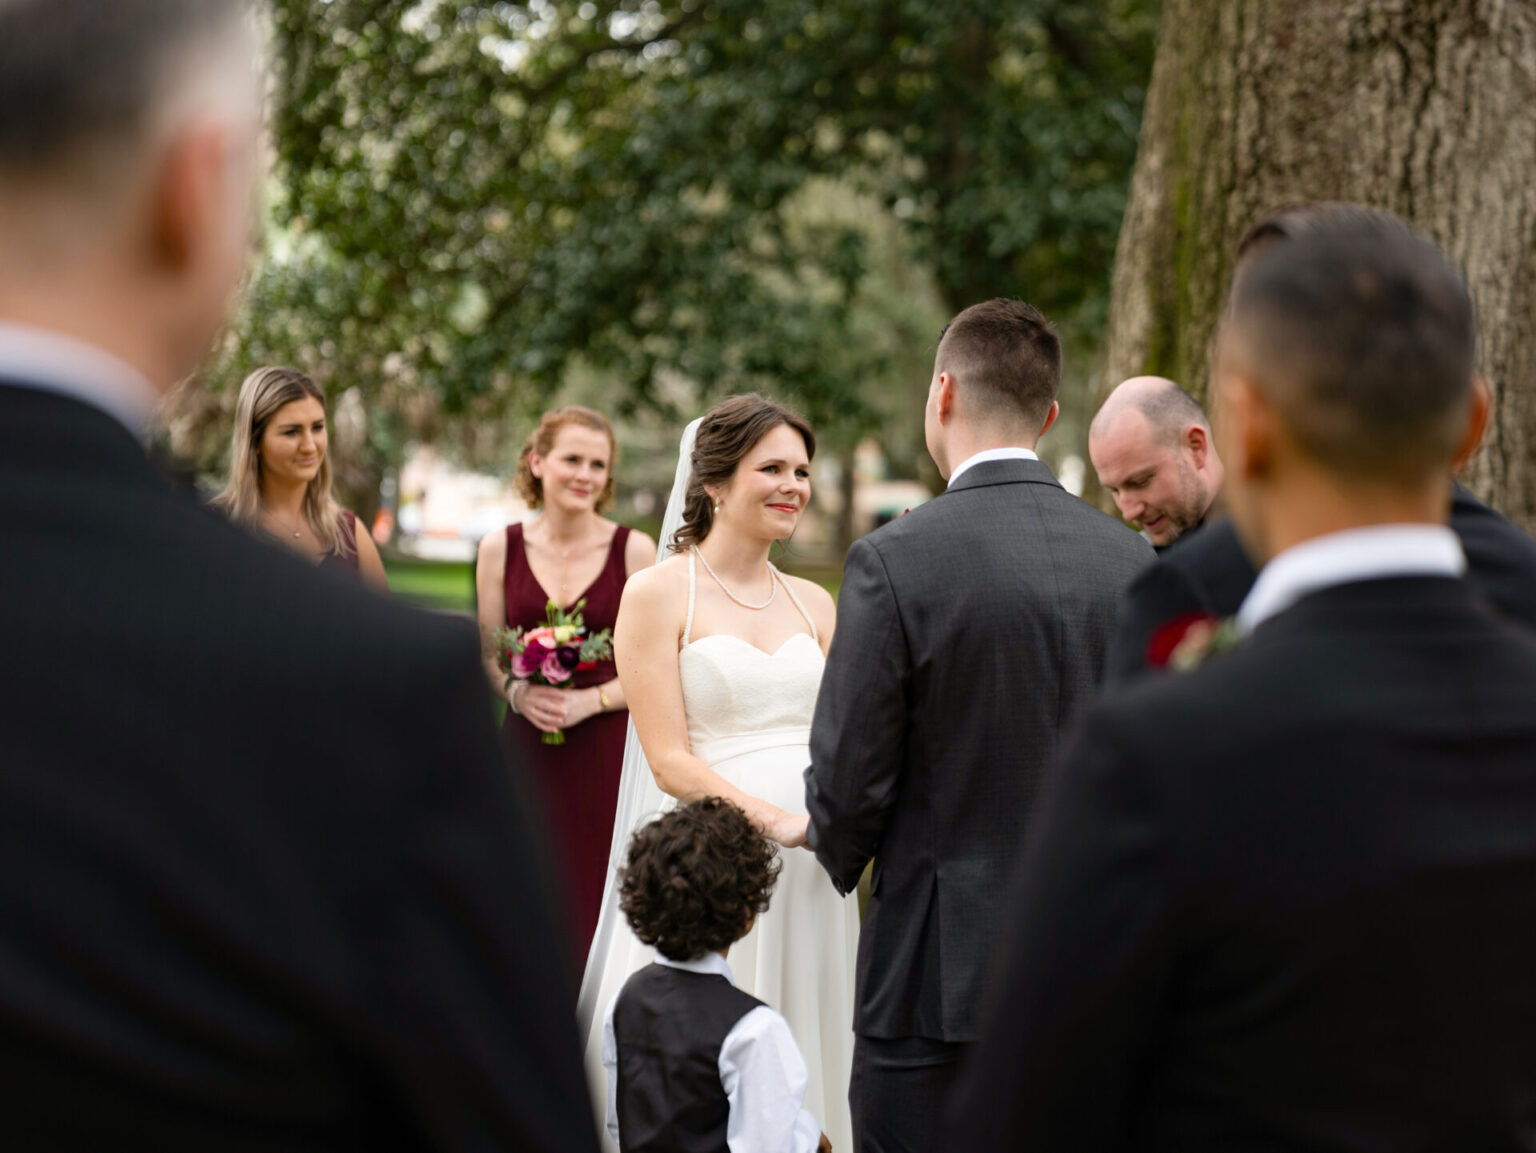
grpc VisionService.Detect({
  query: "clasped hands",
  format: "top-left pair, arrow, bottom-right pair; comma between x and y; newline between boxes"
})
512,682 -> 606,734
768,811 -> 812,850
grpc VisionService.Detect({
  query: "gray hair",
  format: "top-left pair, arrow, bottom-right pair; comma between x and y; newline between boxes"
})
1091,377 -> 1209,446
1137,381 -> 1209,444
0,0 -> 249,173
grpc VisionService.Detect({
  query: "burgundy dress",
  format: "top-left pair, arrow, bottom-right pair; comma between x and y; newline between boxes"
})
321,510 -> 360,576
501,521 -> 632,960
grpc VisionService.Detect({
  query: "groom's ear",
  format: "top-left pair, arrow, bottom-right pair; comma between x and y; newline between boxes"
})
936,372 -> 958,423
1037,400 -> 1060,440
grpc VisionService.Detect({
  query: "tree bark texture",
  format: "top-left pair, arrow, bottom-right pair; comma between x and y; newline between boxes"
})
1102,0 -> 1536,527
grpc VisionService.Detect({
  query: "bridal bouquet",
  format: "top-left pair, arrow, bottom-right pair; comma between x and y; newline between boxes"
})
492,599 -> 614,745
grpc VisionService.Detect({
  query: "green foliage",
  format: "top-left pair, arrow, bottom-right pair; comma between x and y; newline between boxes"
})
244,0 -> 1157,473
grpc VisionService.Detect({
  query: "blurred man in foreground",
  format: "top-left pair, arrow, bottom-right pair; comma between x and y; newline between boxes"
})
954,216 -> 1536,1152
0,3 -> 596,1148
1090,375 -> 1223,548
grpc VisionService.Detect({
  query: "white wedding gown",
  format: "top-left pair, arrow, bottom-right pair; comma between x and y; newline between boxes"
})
583,553 -> 858,1152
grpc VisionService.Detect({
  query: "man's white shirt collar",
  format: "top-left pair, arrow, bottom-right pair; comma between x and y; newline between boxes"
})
654,951 -> 736,983
1237,524 -> 1466,635
0,322 -> 160,435
947,446 -> 1039,488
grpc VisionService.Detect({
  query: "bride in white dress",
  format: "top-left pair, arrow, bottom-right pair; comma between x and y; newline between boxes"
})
579,396 -> 858,1151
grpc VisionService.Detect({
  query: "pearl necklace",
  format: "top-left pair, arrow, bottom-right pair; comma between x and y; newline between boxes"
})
696,547 -> 777,611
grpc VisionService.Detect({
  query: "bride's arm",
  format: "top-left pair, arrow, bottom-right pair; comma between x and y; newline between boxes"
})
615,568 -> 806,846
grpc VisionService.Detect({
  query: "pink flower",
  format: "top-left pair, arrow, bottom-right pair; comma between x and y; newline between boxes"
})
525,627 -> 558,647
541,650 -> 574,684
512,645 -> 545,678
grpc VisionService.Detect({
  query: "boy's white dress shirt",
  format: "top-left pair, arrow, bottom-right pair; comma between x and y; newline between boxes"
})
601,952 -> 821,1153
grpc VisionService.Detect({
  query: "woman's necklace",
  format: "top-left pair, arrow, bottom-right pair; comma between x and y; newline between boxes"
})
540,521 -> 599,596
262,508 -> 305,539
696,547 -> 777,611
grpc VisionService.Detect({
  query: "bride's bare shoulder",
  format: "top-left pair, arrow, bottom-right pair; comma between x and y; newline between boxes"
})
782,571 -> 834,611
782,572 -> 837,635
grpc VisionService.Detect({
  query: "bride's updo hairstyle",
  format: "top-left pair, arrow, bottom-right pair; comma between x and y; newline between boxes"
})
671,393 -> 815,553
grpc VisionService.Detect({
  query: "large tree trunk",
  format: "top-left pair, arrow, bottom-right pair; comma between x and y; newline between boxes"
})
1102,0 -> 1536,528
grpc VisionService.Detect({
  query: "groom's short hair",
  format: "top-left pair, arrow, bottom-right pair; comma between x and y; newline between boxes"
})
0,0 -> 248,178
936,299 -> 1062,430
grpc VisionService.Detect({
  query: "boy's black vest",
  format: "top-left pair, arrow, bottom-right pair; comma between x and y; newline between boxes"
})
612,962 -> 765,1153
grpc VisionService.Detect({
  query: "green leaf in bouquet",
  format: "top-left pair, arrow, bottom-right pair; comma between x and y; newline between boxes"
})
579,628 -> 615,663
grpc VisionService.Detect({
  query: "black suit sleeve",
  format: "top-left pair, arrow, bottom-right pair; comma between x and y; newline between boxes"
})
1450,483 -> 1536,630
1104,556 -> 1208,687
952,711 -> 1177,1152
362,631 -> 600,1153
804,536 -> 910,896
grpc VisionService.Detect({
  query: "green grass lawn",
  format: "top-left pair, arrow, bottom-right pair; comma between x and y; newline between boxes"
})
383,556 -> 477,614
384,553 -> 840,615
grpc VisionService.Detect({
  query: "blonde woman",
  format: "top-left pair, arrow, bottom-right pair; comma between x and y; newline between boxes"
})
477,406 -> 653,957
213,366 -> 387,588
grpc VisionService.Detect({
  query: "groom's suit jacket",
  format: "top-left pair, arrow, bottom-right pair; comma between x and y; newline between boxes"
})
955,574 -> 1536,1151
0,384 -> 598,1152
804,458 -> 1153,1041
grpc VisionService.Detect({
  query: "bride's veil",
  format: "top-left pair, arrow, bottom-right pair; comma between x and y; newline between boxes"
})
577,416 -> 701,1030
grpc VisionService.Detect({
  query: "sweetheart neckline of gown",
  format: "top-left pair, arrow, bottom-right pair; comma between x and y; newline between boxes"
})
680,631 -> 821,660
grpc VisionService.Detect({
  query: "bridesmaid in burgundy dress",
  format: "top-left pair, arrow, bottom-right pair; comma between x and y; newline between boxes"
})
477,406 -> 654,959
212,366 -> 388,588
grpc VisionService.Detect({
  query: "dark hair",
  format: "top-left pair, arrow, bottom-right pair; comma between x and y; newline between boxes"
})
619,798 -> 781,961
0,0 -> 248,173
671,394 -> 816,553
935,299 -> 1062,429
1226,219 -> 1475,479
515,406 -> 618,512
1232,202 -> 1413,297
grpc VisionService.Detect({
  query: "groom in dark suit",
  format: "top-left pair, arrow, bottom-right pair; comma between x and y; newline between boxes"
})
801,299 -> 1153,1152
0,3 -> 594,1149
955,219 -> 1536,1150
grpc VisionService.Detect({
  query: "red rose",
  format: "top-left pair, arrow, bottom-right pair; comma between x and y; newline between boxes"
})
1146,612 -> 1219,669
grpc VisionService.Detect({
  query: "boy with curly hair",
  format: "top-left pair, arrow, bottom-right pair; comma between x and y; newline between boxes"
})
601,797 -> 831,1153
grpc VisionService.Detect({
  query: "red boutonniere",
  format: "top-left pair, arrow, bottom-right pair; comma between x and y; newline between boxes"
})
1147,612 -> 1243,672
